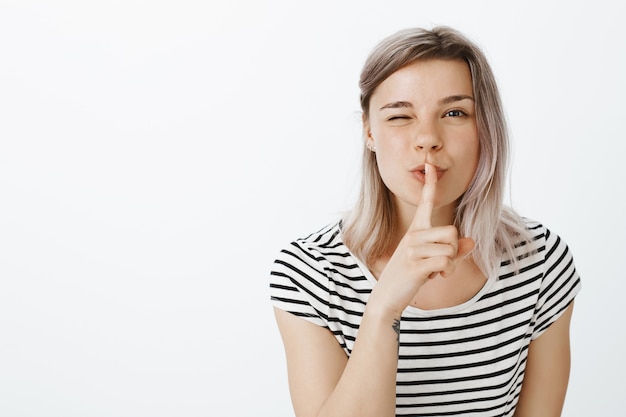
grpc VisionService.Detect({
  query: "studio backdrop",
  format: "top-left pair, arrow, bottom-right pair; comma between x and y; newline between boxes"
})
0,1 -> 624,416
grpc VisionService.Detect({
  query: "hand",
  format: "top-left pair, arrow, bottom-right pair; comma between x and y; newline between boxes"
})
372,163 -> 475,315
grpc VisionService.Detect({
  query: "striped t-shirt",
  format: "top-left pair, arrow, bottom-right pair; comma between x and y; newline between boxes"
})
270,219 -> 581,416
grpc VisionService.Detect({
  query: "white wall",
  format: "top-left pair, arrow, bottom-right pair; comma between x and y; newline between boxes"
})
0,1 -> 623,415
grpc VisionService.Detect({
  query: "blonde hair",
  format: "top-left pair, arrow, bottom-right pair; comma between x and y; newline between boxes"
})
342,26 -> 531,277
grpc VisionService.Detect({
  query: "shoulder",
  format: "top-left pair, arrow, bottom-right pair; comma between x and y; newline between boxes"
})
269,221 -> 359,326
501,218 -> 580,284
519,218 -> 573,262
516,219 -> 581,338
274,222 -> 347,269
270,221 -> 354,291
517,218 -> 581,301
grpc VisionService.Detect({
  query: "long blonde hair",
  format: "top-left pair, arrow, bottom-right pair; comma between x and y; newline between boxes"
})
342,26 -> 531,277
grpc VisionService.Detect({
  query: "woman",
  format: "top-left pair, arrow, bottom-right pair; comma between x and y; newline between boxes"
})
270,26 -> 580,417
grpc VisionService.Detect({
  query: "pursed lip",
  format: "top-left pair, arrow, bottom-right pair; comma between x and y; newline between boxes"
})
410,164 -> 447,182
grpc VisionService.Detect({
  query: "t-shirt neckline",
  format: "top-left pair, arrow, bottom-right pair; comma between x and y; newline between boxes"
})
337,223 -> 496,317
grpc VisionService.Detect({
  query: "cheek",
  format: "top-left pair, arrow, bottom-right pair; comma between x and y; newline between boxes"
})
374,150 -> 394,180
469,143 -> 480,171
462,129 -> 480,165
464,142 -> 481,185
454,135 -> 480,184
373,145 -> 405,186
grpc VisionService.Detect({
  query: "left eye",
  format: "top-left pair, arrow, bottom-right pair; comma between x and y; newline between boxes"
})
445,110 -> 465,117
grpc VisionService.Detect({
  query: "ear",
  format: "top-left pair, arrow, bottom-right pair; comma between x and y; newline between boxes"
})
362,115 -> 374,147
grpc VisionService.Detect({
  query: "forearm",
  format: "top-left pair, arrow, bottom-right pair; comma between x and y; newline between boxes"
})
316,303 -> 400,417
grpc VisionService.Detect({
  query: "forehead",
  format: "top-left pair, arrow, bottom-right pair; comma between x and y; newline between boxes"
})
371,59 -> 473,105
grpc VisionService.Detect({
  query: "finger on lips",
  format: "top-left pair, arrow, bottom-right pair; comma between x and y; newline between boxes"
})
411,162 -> 437,230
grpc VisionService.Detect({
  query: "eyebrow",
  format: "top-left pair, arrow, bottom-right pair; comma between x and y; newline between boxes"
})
379,101 -> 413,110
438,94 -> 474,105
379,95 -> 474,111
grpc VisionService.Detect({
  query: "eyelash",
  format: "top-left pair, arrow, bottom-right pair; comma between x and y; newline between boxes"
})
387,109 -> 468,121
445,109 -> 467,117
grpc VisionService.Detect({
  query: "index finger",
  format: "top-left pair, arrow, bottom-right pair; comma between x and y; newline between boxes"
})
411,162 -> 437,230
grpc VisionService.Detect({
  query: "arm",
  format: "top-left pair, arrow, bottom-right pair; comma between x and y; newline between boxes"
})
513,302 -> 575,417
274,304 -> 400,417
273,164 -> 472,417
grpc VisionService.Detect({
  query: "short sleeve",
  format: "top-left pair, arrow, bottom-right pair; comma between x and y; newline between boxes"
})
269,240 -> 331,328
531,228 -> 582,340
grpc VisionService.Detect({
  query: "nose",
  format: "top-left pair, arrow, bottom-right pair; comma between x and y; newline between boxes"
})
413,120 -> 442,151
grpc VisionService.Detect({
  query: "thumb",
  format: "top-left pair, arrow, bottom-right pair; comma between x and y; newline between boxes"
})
438,237 -> 476,279
457,237 -> 475,259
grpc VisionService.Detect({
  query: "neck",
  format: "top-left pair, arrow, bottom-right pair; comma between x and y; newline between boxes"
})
372,201 -> 457,271
396,200 -> 456,236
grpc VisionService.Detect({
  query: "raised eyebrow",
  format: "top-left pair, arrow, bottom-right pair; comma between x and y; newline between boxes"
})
379,101 -> 413,111
438,94 -> 474,105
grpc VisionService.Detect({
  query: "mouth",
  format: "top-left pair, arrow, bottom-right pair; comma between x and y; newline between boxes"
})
410,164 -> 447,182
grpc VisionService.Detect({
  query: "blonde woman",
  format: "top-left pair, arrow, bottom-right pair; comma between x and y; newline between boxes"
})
270,26 -> 580,417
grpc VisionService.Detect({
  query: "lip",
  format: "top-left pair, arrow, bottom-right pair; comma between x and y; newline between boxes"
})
410,164 -> 447,183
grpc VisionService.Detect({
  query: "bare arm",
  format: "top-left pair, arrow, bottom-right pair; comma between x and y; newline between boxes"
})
273,164 -> 473,417
514,302 -> 575,417
274,305 -> 400,417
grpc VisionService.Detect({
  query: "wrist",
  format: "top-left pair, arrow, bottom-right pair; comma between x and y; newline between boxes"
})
364,294 -> 403,324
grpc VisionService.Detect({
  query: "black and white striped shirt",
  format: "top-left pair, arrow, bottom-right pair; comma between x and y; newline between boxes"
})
270,219 -> 581,416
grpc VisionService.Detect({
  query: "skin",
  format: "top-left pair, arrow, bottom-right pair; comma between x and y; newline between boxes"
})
365,59 -> 480,310
366,59 -> 479,235
274,58 -> 573,417
514,303 -> 574,417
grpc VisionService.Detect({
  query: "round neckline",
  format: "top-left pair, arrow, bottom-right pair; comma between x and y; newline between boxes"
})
340,226 -> 496,317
